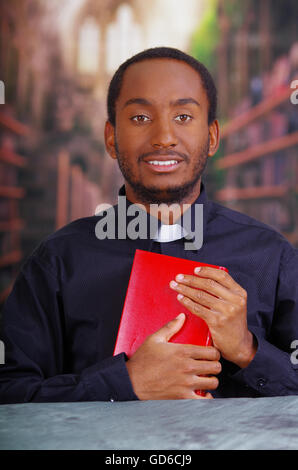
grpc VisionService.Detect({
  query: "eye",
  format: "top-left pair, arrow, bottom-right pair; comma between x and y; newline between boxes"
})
174,114 -> 192,123
130,115 -> 151,123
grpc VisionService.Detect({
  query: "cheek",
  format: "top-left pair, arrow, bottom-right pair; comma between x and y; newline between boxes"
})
116,122 -> 137,142
116,130 -> 147,157
186,130 -> 209,153
178,122 -> 209,146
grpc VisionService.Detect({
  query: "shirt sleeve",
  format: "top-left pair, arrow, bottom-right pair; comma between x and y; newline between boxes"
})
0,251 -> 138,404
231,242 -> 298,396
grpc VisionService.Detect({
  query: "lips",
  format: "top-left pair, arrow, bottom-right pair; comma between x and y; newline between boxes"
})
142,156 -> 183,173
140,151 -> 185,173
147,159 -> 179,166
142,155 -> 184,163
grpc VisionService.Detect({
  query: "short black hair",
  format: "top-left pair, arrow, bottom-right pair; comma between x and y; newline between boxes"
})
107,46 -> 217,126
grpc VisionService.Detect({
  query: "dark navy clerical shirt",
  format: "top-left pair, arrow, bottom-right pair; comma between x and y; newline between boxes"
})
1,181 -> 298,403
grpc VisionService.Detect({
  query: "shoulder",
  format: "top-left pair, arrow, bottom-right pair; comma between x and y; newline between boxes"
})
45,216 -> 98,242
209,200 -> 296,254
22,216 -> 102,276
210,200 -> 276,231
40,216 -> 99,250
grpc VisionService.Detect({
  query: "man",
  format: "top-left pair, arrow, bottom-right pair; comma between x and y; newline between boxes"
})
1,47 -> 298,403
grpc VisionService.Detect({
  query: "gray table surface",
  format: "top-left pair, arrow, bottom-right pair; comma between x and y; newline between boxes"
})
1,396 -> 298,450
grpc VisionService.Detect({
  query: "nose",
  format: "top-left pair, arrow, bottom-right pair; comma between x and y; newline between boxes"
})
150,118 -> 178,149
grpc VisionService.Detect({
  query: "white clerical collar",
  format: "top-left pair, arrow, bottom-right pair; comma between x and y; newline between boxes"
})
153,223 -> 189,243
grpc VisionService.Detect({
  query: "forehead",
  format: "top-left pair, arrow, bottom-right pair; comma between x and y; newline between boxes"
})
117,58 -> 208,108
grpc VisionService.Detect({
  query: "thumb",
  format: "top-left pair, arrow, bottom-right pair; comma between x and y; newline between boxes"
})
153,313 -> 186,343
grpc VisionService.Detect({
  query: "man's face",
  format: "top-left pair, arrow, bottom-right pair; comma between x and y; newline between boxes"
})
105,58 -> 219,204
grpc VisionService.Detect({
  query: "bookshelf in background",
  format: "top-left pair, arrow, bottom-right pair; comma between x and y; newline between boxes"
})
0,109 -> 29,306
55,150 -> 102,230
216,78 -> 298,247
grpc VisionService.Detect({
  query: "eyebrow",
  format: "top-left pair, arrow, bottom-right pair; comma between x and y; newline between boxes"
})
122,98 -> 151,108
122,97 -> 200,109
170,98 -> 200,107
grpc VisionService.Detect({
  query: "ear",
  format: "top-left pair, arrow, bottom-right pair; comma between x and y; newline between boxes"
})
208,119 -> 220,157
104,120 -> 117,160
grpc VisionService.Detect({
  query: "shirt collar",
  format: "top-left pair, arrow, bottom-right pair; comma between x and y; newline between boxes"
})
117,181 -> 210,251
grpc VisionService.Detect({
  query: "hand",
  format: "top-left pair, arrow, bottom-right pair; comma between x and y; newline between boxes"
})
126,313 -> 221,400
170,267 -> 257,368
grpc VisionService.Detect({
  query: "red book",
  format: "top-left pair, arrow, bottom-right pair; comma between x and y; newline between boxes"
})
114,249 -> 228,396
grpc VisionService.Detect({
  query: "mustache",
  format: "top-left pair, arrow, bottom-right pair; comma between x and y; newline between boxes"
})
138,149 -> 190,163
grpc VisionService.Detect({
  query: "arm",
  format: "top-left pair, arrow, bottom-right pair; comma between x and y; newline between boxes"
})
232,244 -> 298,396
171,245 -> 298,397
0,254 -> 137,404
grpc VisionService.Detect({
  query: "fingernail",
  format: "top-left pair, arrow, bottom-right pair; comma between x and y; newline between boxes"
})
177,294 -> 184,300
170,280 -> 178,288
176,313 -> 185,320
194,267 -> 201,274
176,274 -> 184,281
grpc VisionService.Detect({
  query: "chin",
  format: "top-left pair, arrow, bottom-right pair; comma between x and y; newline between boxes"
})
132,181 -> 200,204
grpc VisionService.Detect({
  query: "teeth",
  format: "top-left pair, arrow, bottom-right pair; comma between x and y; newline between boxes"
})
148,160 -> 178,166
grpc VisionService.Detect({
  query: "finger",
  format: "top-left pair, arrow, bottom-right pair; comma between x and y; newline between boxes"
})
181,344 -> 221,361
174,274 -> 238,303
186,359 -> 222,376
176,293 -> 214,323
170,281 -> 225,313
195,266 -> 246,296
193,375 -> 219,390
153,313 -> 186,343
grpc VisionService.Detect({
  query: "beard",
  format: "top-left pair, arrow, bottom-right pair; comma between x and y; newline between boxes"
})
115,137 -> 210,204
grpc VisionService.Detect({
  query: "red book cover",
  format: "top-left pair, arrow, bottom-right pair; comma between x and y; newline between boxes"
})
114,249 -> 228,396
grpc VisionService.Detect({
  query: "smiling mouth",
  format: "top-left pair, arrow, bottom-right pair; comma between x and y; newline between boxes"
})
143,159 -> 182,172
147,159 -> 179,166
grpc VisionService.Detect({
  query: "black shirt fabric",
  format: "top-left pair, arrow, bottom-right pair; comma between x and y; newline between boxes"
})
1,181 -> 298,403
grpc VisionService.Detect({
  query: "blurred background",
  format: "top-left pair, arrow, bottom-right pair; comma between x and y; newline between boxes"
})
0,0 -> 297,309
